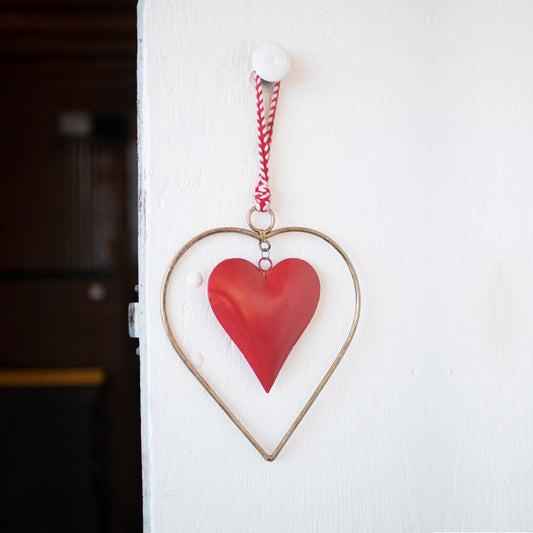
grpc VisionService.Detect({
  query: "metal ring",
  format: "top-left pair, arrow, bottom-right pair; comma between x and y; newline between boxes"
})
258,257 -> 273,272
247,206 -> 275,234
259,240 -> 271,252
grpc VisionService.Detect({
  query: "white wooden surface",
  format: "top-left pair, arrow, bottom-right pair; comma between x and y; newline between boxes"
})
137,2 -> 533,531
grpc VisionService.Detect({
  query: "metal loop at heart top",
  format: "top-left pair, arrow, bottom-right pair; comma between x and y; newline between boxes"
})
161,58 -> 361,461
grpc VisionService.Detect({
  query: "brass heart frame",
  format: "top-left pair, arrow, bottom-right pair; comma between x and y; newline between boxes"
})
161,224 -> 361,461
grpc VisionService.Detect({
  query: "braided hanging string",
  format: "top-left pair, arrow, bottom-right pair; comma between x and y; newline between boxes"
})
254,72 -> 281,212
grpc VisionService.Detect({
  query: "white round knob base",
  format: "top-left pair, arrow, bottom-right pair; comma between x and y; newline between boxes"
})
186,272 -> 203,288
252,43 -> 291,82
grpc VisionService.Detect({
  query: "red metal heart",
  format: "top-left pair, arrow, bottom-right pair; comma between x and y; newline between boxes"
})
208,258 -> 320,393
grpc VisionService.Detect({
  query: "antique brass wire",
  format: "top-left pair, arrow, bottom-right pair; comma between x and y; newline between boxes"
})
160,224 -> 361,461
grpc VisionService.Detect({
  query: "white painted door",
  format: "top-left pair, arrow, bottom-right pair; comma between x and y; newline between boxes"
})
137,2 -> 533,531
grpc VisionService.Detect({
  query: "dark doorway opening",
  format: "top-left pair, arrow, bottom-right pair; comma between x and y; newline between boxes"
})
0,2 -> 142,531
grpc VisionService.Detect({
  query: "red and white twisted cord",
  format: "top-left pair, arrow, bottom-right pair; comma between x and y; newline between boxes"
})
254,72 -> 281,212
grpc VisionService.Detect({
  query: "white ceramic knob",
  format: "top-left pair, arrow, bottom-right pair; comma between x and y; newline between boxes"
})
186,272 -> 203,288
252,42 -> 291,82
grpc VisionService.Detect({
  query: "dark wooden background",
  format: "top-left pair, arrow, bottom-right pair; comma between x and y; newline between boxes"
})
0,1 -> 141,531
